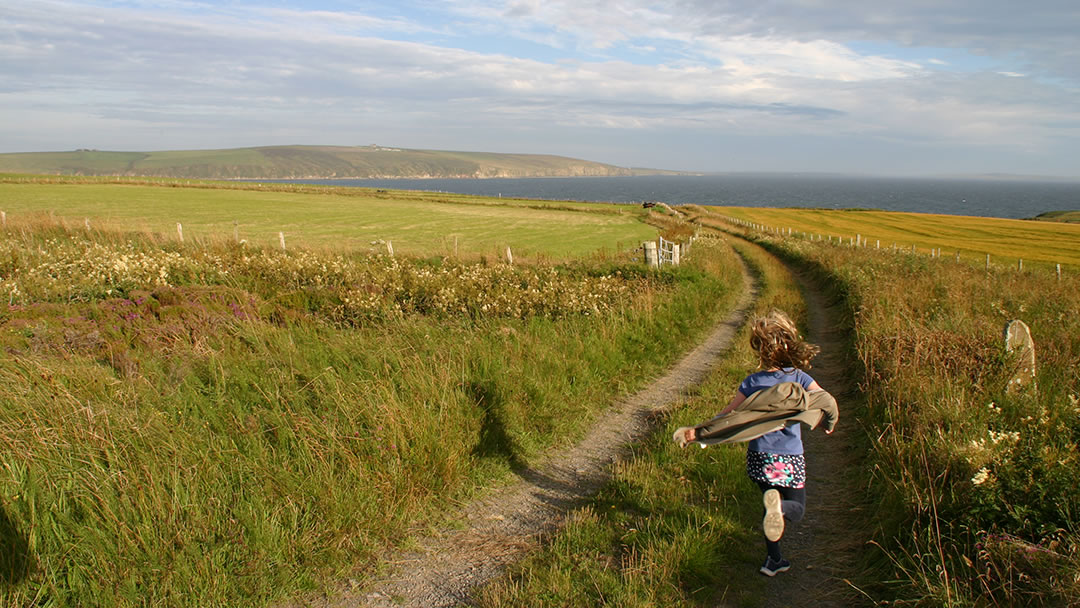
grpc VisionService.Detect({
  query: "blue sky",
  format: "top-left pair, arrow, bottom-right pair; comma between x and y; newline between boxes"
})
2,0 -> 1079,177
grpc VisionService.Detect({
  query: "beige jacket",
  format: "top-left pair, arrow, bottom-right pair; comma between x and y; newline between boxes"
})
693,382 -> 838,446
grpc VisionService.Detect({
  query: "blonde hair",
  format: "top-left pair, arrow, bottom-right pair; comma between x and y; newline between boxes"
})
749,310 -> 820,370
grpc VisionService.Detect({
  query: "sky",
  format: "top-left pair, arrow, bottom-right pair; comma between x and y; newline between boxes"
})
2,1 -> 1079,177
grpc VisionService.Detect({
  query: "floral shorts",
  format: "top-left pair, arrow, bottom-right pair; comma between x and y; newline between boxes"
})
746,450 -> 806,489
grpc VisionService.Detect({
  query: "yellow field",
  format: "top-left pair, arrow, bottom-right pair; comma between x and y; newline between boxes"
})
696,206 -> 1080,268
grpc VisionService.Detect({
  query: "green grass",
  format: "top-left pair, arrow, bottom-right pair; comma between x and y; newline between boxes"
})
0,223 -> 738,607
1030,210 -> 1080,223
476,235 -> 814,607
693,205 -> 1080,268
0,179 -> 656,258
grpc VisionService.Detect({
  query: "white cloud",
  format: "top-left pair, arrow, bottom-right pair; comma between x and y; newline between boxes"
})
0,0 -> 1078,176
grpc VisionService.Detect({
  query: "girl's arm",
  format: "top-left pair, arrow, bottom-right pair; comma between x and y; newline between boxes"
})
717,390 -> 747,417
806,380 -> 836,434
680,390 -> 746,443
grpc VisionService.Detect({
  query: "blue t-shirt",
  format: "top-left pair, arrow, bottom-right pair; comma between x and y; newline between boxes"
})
740,368 -> 816,455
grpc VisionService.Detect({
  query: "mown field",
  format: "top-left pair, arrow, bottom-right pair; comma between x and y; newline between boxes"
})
0,175 -> 656,259
696,205 -> 1080,268
0,179 -> 743,607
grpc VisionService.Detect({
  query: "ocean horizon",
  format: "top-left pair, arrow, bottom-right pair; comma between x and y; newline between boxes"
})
273,174 -> 1080,220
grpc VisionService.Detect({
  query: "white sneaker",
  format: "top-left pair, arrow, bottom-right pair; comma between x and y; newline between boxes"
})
763,489 -> 784,542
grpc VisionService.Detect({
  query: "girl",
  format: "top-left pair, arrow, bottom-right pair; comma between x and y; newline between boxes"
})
676,310 -> 832,576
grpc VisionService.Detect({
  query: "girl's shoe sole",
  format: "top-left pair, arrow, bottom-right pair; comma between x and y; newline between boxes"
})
763,489 -> 784,542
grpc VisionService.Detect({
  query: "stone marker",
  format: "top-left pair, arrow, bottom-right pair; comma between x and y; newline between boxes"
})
1004,320 -> 1036,393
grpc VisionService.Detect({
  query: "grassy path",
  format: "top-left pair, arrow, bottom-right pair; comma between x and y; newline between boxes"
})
273,250 -> 757,608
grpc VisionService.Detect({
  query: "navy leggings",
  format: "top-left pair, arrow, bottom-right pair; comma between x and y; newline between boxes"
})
756,481 -> 806,560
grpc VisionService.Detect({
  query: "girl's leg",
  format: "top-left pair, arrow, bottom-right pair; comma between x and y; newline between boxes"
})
756,481 -> 806,523
756,482 -> 807,560
777,485 -> 806,522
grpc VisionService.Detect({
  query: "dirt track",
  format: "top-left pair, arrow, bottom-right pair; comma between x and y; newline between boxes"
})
759,267 -> 871,607
278,240 -> 871,608
275,252 -> 756,608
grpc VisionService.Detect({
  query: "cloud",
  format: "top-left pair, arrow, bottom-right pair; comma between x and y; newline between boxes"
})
1,1 -> 1078,176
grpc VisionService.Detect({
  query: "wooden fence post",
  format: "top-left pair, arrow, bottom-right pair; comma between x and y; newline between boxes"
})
177,223 -> 183,243
643,241 -> 658,267
279,231 -> 286,251
1018,258 -> 1023,272
506,246 -> 513,265
1,211 -> 5,227
1057,264 -> 1062,281
234,220 -> 239,244
387,241 -> 394,256
85,218 -> 91,232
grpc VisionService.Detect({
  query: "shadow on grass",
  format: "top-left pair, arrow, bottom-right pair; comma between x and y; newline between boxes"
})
0,504 -> 32,585
466,379 -> 524,471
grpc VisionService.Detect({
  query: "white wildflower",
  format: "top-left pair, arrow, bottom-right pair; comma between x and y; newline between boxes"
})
971,467 -> 993,486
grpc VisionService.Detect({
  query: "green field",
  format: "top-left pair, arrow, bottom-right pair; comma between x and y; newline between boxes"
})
1031,210 -> 1080,223
0,179 -> 657,258
695,205 -> 1080,267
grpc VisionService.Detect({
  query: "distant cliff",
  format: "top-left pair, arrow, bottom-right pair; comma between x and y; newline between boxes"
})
0,145 -> 683,180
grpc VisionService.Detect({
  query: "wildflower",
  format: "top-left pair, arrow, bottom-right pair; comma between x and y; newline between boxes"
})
972,467 -> 993,486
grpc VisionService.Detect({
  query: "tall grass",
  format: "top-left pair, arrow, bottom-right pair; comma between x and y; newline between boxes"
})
725,221 -> 1080,606
0,223 -> 738,607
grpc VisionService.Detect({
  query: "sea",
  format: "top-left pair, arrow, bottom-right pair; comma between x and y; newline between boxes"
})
275,174 -> 1080,220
